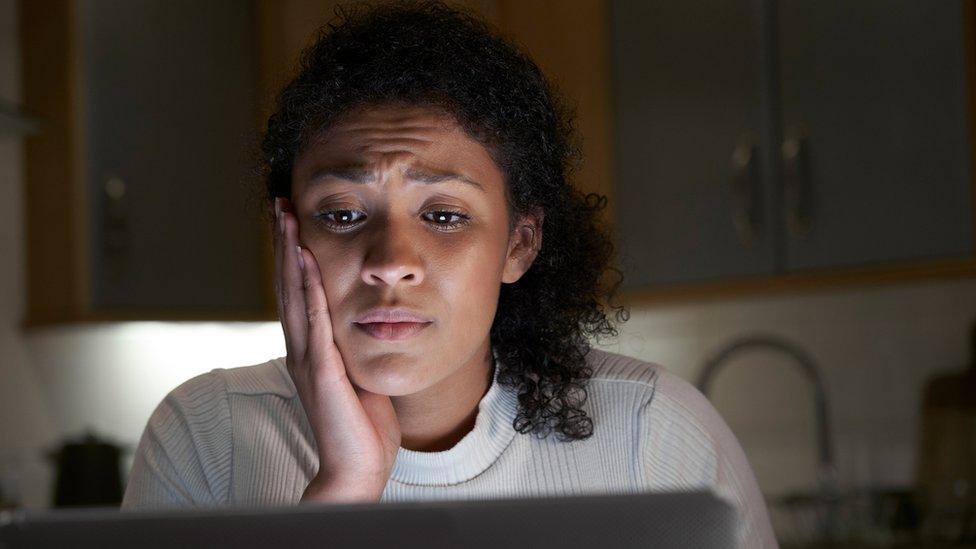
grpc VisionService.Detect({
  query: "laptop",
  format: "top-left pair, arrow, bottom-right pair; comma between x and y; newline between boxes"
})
0,489 -> 737,548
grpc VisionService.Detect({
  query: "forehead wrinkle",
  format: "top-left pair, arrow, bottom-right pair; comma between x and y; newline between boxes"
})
373,152 -> 414,183
300,108 -> 488,192
347,123 -> 446,136
307,155 -> 485,193
310,118 -> 441,150
339,106 -> 456,127
336,113 -> 455,139
351,137 -> 435,154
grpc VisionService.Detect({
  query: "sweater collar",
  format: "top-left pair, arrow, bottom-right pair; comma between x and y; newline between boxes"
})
273,348 -> 519,486
389,347 -> 519,486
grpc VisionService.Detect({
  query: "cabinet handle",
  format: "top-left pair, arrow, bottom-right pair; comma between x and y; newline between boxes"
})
102,174 -> 130,283
730,132 -> 761,246
782,127 -> 813,239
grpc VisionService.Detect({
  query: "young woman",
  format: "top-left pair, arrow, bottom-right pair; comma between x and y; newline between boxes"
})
122,2 -> 777,546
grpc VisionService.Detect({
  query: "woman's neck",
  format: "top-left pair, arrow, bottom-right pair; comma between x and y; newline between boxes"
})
391,344 -> 495,452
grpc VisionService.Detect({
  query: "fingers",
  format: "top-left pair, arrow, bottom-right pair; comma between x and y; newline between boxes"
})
273,198 -> 288,354
275,197 -> 308,362
299,245 -> 347,386
297,244 -> 385,460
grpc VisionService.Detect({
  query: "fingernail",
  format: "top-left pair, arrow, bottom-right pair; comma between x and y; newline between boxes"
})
296,246 -> 305,270
274,197 -> 281,217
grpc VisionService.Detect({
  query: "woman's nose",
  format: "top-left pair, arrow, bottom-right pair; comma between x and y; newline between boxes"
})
360,223 -> 425,288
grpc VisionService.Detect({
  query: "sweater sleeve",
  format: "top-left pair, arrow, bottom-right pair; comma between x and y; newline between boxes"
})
121,371 -> 234,509
638,368 -> 780,548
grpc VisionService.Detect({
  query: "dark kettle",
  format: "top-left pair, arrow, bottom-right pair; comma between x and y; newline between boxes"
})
47,430 -> 128,507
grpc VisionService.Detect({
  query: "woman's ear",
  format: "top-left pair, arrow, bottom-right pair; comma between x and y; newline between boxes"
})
502,207 -> 544,284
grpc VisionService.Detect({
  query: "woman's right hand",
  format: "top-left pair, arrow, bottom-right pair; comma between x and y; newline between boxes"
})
274,197 -> 402,504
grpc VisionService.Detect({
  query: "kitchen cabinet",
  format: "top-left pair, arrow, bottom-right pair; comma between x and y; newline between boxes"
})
611,0 -> 976,295
611,0 -> 775,287
779,1 -> 972,272
82,0 -> 264,313
22,0 -> 270,324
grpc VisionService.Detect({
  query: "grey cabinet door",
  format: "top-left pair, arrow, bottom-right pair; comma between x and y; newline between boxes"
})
80,0 -> 265,313
780,0 -> 974,272
610,0 -> 776,290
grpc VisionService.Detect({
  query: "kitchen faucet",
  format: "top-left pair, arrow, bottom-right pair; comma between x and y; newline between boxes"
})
696,333 -> 839,540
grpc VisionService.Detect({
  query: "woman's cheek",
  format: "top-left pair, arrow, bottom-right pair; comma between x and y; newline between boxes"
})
453,246 -> 503,316
309,245 -> 350,312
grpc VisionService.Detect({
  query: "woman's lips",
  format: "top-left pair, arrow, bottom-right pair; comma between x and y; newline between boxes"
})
354,321 -> 431,341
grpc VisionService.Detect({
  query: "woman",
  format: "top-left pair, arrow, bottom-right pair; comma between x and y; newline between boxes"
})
122,1 -> 777,546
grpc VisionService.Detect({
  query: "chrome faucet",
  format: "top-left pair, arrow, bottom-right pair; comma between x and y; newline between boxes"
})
696,334 -> 839,540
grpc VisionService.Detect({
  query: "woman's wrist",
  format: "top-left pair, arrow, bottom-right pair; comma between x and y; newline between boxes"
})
300,474 -> 386,504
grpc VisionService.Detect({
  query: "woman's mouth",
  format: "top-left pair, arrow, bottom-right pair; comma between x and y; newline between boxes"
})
354,321 -> 431,341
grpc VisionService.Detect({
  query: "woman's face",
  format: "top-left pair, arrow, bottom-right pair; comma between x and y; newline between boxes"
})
290,103 -> 541,397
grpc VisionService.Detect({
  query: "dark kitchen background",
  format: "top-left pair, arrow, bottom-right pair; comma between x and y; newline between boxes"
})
1,1 -> 974,547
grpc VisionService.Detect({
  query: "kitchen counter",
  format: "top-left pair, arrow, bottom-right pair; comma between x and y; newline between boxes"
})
783,543 -> 976,548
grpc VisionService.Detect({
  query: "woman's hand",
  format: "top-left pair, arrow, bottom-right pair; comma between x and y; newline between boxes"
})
274,197 -> 402,504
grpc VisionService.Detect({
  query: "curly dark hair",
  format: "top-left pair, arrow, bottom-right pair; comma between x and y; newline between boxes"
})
260,0 -> 629,442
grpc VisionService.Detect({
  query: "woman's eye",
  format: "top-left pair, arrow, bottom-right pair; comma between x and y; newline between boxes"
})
423,210 -> 470,230
317,209 -> 366,229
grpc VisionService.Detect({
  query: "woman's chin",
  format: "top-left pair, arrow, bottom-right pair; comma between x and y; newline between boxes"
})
344,357 -> 431,397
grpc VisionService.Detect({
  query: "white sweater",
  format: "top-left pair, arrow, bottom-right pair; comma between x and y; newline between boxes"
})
121,347 -> 778,548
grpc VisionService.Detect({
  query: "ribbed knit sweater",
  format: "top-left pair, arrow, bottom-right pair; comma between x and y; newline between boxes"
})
121,347 -> 778,547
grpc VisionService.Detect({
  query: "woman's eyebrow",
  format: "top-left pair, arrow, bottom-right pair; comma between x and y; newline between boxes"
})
308,165 -> 485,193
309,166 -> 374,184
403,166 -> 485,193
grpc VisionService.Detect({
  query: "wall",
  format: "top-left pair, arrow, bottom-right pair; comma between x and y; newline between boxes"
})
2,1 -> 975,540
598,278 -> 976,497
0,0 -> 53,509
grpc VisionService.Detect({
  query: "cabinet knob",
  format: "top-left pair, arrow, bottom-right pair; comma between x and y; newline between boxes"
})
104,176 -> 126,201
730,131 -> 762,247
782,126 -> 813,239
102,174 -> 130,283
